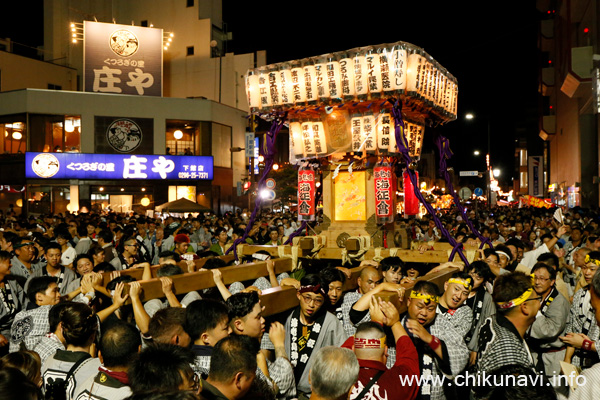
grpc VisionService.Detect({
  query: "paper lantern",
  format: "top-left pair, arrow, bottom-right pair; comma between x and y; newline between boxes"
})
404,170 -> 420,216
245,70 -> 261,111
279,63 -> 294,106
257,67 -> 272,110
389,45 -> 407,94
350,114 -> 364,152
298,166 -> 316,221
365,46 -> 382,99
406,49 -> 424,95
290,60 -> 307,105
303,59 -> 318,104
268,66 -> 283,107
300,120 -> 316,157
363,113 -> 377,152
310,120 -> 328,156
325,54 -> 342,103
289,120 -> 304,161
374,164 -> 394,224
377,111 -> 395,152
352,49 -> 369,100
324,109 -> 351,153
337,51 -> 356,101
314,55 -> 330,103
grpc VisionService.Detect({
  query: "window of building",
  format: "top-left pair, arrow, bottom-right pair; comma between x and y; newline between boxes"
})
0,116 -> 26,154
29,114 -> 81,153
164,120 -> 231,168
141,20 -> 148,27
187,0 -> 194,7
166,120 -> 202,155
187,46 -> 194,56
211,123 -> 232,168
47,84 -> 62,90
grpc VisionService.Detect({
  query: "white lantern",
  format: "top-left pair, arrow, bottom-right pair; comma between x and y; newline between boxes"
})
407,49 -> 424,95
257,67 -> 272,110
268,66 -> 282,107
352,49 -> 369,100
303,60 -> 318,104
279,63 -> 294,106
365,47 -> 382,99
311,120 -> 328,156
314,55 -> 330,102
290,60 -> 307,105
389,45 -> 407,94
325,55 -> 342,102
350,114 -> 364,152
289,120 -> 305,160
245,70 -> 261,111
301,120 -> 316,157
363,113 -> 377,152
337,52 -> 356,101
377,111 -> 395,152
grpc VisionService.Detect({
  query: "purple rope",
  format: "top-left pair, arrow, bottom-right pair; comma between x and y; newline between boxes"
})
283,186 -> 322,245
390,101 -> 469,266
226,115 -> 287,260
434,134 -> 493,250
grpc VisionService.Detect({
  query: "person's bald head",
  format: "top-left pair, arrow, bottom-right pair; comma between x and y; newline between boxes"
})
353,322 -> 386,362
357,267 -> 382,294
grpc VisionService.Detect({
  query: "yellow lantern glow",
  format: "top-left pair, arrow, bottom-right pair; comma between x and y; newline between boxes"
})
289,120 -> 305,161
257,67 -> 272,110
245,70 -> 261,110
389,46 -> 407,94
350,114 -> 364,152
141,197 -> 150,207
325,55 -> 342,102
268,66 -> 282,106
352,50 -> 369,99
377,111 -> 395,152
365,47 -> 382,98
310,120 -> 328,156
314,55 -> 330,102
363,113 -> 376,152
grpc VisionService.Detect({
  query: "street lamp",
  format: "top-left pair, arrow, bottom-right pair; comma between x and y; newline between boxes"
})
473,150 -> 480,156
465,112 -> 493,209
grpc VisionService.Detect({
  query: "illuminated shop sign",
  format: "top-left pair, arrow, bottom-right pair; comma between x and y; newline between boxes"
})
25,153 -> 213,180
84,21 -> 163,96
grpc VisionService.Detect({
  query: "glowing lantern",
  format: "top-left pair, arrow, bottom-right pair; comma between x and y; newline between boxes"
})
377,111 -> 395,152
303,59 -> 318,104
404,170 -> 420,216
289,120 -> 305,161
257,67 -> 272,110
337,52 -> 356,101
365,47 -> 382,99
268,66 -> 282,107
298,166 -> 316,221
406,49 -> 424,95
290,60 -> 307,105
279,63 -> 294,106
300,120 -> 316,157
352,49 -> 369,100
246,70 -> 261,111
363,113 -> 376,152
350,114 -> 364,152
374,163 -> 394,224
310,120 -> 328,156
325,54 -> 342,103
314,55 -> 329,103
389,45 -> 407,94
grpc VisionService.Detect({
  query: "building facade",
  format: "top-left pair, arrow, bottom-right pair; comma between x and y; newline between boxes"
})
537,0 -> 600,208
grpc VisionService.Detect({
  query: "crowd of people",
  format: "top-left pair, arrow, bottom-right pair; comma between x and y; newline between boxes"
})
0,205 -> 599,399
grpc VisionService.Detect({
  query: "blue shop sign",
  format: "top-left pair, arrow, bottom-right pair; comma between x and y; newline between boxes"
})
25,152 -> 213,180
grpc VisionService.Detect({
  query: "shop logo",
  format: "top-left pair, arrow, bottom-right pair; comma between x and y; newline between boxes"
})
31,153 -> 60,178
109,29 -> 139,57
106,119 -> 143,153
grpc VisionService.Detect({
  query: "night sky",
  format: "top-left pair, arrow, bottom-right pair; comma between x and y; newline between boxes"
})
1,2 -> 542,187
224,1 -> 542,187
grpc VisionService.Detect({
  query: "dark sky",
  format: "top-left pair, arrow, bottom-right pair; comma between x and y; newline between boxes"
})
223,2 -> 542,187
1,2 -> 541,187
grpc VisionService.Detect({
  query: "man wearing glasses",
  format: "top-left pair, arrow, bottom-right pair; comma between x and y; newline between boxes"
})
110,236 -> 140,271
473,271 -> 542,397
284,274 -> 346,399
526,262 -> 570,394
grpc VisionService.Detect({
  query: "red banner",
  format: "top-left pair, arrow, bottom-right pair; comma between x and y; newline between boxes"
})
298,168 -> 316,221
374,165 -> 394,223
